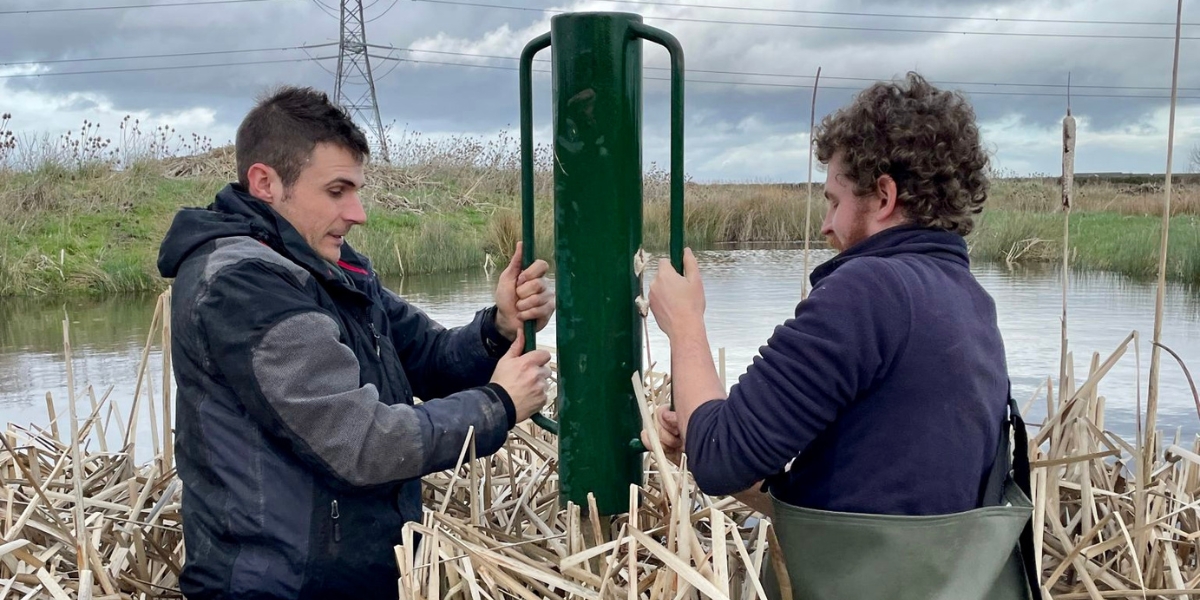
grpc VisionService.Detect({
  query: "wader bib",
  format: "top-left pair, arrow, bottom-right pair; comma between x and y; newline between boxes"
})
762,394 -> 1042,600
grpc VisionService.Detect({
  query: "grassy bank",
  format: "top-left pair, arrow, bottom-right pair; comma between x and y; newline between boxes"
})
0,148 -> 835,296
2,137 -> 1198,297
0,162 -> 224,296
970,210 -> 1200,284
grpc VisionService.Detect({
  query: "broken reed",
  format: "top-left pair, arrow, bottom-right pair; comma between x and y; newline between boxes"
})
1,288 -> 1197,598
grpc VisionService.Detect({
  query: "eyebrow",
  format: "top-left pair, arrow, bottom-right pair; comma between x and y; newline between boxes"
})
326,177 -> 362,189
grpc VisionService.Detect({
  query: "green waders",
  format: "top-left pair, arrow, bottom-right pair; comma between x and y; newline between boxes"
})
762,395 -> 1042,600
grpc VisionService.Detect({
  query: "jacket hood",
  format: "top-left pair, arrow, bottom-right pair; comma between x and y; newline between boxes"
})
810,224 -> 970,287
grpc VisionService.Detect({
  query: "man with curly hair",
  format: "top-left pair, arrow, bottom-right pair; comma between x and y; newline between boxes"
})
643,73 -> 1037,599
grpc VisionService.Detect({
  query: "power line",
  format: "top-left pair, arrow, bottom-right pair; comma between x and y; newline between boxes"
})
2,0 -> 1191,28
1,51 -> 1196,100
365,0 -> 401,23
369,47 -> 405,80
389,46 -> 1200,93
591,0 -> 1200,28
0,45 -> 334,68
0,0 -> 284,15
311,0 -> 339,18
302,45 -> 340,77
0,57 -> 330,79
411,0 -> 1200,41
7,42 -> 1190,94
372,54 -> 1200,99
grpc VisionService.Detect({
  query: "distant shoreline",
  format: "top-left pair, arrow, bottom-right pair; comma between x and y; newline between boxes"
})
0,158 -> 1196,298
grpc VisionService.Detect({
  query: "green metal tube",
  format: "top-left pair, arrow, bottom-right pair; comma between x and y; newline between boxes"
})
551,12 -> 646,514
517,13 -> 688,510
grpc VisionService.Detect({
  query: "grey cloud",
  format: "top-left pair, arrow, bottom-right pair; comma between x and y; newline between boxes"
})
1,0 -> 1198,181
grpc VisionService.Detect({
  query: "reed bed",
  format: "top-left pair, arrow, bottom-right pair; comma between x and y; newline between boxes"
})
0,420 -> 183,599
0,291 -> 182,599
1030,333 -> 1200,598
1,290 -> 1197,598
406,366 -> 774,600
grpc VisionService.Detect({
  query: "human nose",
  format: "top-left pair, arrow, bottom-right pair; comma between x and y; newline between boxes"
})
344,192 -> 367,225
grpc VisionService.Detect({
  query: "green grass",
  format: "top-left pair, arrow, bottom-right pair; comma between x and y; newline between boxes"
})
968,210 -> 1200,284
0,164 -> 225,296
1,139 -> 1198,297
353,210 -> 490,276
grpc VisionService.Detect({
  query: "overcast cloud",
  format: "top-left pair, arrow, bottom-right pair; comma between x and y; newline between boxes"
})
1,0 -> 1198,182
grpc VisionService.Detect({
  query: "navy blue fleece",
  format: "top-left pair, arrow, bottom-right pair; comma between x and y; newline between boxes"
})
686,226 -> 1009,516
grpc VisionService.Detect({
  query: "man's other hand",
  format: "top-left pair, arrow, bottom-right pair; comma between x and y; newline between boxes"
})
640,405 -> 683,466
495,242 -> 554,340
490,330 -> 552,422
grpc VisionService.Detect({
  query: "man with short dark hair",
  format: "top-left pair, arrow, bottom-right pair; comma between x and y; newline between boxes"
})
644,73 -> 1038,599
158,86 -> 555,599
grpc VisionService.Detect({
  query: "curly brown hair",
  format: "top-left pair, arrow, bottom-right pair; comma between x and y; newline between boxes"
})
813,72 -> 990,236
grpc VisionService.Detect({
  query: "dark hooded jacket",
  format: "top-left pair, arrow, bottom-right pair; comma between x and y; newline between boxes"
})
157,183 -> 516,599
686,225 -> 1010,516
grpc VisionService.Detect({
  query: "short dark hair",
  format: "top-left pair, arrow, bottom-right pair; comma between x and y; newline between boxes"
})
813,72 -> 990,236
235,86 -> 370,188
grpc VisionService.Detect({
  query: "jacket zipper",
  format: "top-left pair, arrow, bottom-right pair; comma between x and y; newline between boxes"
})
330,500 -> 341,543
368,322 -> 381,357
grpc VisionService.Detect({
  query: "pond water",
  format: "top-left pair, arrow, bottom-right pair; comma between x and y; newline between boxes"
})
1,247 -> 1197,459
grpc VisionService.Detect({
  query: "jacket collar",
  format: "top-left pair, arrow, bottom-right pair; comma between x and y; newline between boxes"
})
810,224 -> 970,287
212,183 -> 375,292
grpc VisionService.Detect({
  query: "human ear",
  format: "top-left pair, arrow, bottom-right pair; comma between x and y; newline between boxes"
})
874,174 -> 900,221
246,163 -> 283,204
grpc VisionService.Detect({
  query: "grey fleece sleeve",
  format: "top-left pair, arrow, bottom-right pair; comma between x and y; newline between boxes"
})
250,312 -> 510,487
201,261 -> 510,490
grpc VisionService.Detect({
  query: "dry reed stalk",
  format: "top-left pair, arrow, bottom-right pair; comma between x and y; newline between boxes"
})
63,314 -> 94,599
44,393 -> 59,446
1056,97 -> 1078,579
1139,0 -> 1188,575
1060,91 -> 1076,409
161,288 -> 174,474
1146,0 -> 1186,457
801,66 -> 821,301
124,296 -> 163,463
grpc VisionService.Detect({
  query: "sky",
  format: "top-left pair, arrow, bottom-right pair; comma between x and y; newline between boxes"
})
1,0 -> 1198,183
